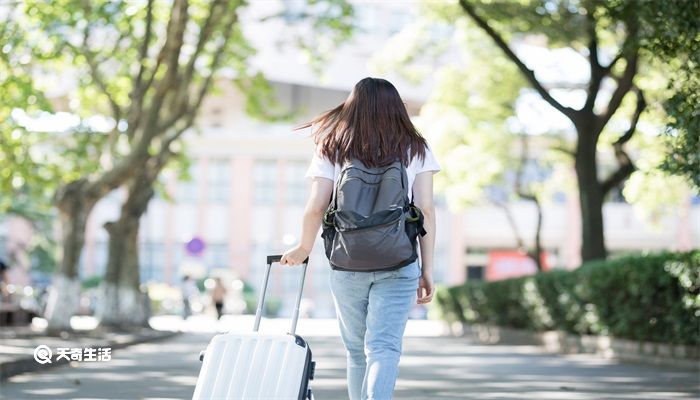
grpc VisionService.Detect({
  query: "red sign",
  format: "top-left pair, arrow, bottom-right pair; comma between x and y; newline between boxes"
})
486,250 -> 549,281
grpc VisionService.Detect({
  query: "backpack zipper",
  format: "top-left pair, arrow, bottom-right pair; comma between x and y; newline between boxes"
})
336,214 -> 403,232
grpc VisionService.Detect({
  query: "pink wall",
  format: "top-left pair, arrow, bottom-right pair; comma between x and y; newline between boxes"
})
197,157 -> 210,237
164,175 -> 176,283
4,216 -> 33,286
230,157 -> 254,278
448,211 -> 465,285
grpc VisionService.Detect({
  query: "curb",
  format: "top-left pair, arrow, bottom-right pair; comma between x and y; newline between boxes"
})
0,329 -> 181,380
446,322 -> 700,371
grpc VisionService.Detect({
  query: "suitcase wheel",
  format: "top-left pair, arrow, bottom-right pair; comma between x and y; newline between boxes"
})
307,388 -> 313,400
199,350 -> 205,362
309,361 -> 316,380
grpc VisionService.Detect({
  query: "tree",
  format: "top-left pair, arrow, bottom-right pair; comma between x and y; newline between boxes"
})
95,0 -> 354,328
373,13 -> 557,271
499,134 -> 546,272
456,0 -> 656,262
3,0 -> 265,331
2,0 -> 355,330
375,0 -> 696,263
631,1 -> 700,189
1,4 -> 104,280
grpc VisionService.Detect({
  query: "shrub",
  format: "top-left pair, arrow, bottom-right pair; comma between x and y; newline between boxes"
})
435,251 -> 699,345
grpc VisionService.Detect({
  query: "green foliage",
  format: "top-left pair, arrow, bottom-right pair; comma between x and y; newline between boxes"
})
436,251 -> 700,345
392,23 -> 527,209
1,0 -> 356,214
622,133 -> 697,225
629,0 -> 700,189
661,82 -> 700,188
81,275 -> 102,289
1,0 -> 356,286
28,233 -> 59,274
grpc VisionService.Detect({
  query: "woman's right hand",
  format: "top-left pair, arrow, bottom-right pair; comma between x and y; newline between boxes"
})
417,272 -> 435,304
280,245 -> 310,266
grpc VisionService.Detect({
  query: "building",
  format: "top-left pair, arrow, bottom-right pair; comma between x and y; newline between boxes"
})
2,1 -> 698,318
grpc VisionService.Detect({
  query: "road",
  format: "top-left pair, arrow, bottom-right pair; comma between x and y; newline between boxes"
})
1,315 -> 698,399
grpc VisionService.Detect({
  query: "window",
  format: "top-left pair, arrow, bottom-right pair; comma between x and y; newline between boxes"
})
466,265 -> 484,281
467,247 -> 489,256
254,160 -> 277,205
208,159 -> 230,203
205,243 -> 229,272
177,162 -> 199,203
210,107 -> 223,129
140,242 -> 165,283
285,161 -> 308,205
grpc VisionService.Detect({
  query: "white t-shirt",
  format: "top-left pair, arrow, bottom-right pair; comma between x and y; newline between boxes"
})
305,145 -> 442,197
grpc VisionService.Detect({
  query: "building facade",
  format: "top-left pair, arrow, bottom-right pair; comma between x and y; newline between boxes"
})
2,1 -> 698,318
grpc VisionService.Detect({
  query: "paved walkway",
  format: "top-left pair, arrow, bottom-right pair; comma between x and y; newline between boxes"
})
1,316 -> 698,399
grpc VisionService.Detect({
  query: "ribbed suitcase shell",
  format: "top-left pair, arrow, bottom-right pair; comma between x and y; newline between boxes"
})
193,332 -> 311,400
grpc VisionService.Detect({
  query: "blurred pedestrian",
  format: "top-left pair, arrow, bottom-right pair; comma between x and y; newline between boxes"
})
0,259 -> 9,302
281,77 -> 440,400
181,275 -> 198,320
211,277 -> 227,320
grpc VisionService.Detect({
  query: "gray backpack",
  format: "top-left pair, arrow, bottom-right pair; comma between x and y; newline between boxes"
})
321,158 -> 426,272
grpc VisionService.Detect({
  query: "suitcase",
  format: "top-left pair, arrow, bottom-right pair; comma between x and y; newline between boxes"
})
192,255 -> 316,400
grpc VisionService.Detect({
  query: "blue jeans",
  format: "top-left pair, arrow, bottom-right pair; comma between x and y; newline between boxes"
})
329,260 -> 421,400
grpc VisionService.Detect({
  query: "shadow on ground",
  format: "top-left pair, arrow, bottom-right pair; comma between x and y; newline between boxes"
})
2,320 -> 698,399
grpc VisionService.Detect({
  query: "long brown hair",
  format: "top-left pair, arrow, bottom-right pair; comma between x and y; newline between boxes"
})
295,77 -> 427,168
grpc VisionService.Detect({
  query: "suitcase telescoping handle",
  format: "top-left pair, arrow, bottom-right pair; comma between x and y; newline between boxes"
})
253,255 -> 310,335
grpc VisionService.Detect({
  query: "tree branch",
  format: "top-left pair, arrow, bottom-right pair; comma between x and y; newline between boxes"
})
159,8 -> 239,136
494,201 -> 526,250
135,0 -> 188,148
127,0 -> 155,139
162,0 -> 227,131
595,52 -> 638,136
515,134 -> 544,271
601,86 -> 646,195
595,20 -> 640,136
79,23 -> 122,123
83,0 -> 189,201
181,0 -> 226,89
583,11 -> 604,113
458,0 -> 577,121
603,51 -> 623,74
552,144 -> 576,158
529,195 -> 544,271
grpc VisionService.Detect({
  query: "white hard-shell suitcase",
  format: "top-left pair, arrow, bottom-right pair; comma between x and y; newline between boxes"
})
192,255 -> 316,400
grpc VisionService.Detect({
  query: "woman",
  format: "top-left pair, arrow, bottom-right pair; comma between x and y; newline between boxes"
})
211,277 -> 227,320
281,77 -> 440,400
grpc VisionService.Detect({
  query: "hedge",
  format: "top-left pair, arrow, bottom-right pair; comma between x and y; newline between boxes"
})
434,251 -> 700,345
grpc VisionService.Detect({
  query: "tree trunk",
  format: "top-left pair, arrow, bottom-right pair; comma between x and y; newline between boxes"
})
97,176 -> 155,328
116,209 -> 149,327
95,221 -> 126,327
575,126 -> 607,262
527,197 -> 544,272
45,180 -> 97,332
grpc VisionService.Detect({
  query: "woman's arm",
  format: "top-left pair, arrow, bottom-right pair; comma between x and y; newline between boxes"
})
280,177 -> 334,265
413,171 -> 436,304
